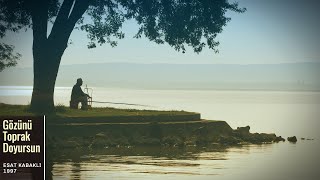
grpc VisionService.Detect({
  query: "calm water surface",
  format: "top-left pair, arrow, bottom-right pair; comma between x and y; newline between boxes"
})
49,141 -> 320,180
1,86 -> 320,179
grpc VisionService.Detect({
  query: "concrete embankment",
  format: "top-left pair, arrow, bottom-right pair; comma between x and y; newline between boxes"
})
0,104 -> 285,148
47,114 -> 283,149
47,113 -> 201,124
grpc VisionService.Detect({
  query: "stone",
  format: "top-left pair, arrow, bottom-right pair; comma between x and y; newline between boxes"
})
287,136 -> 297,143
275,136 -> 285,142
236,126 -> 250,134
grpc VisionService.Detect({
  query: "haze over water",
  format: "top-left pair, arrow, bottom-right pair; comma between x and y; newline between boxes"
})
1,86 -> 319,138
1,86 -> 319,179
1,0 -> 320,179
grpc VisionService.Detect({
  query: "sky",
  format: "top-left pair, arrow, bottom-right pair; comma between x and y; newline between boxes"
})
2,0 -> 320,67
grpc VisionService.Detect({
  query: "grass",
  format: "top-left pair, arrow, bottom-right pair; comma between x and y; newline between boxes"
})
0,103 -> 197,117
0,103 -> 35,116
57,107 -> 196,117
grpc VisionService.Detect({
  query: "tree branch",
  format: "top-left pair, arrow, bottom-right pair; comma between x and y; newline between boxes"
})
68,0 -> 90,25
48,0 -> 89,47
31,0 -> 49,45
57,0 -> 75,21
49,0 -> 75,39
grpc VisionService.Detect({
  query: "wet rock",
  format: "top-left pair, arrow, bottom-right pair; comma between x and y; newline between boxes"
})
91,138 -> 115,147
245,133 -> 271,144
161,136 -> 183,146
301,137 -> 314,141
275,136 -> 285,142
95,132 -> 106,138
236,126 -> 250,134
194,126 -> 209,136
235,133 -> 282,144
130,134 -> 161,146
139,137 -> 160,145
261,133 -> 278,142
61,140 -> 80,148
218,135 -> 243,145
287,136 -> 297,143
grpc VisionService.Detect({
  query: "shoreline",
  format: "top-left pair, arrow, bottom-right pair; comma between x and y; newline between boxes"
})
0,103 -> 285,149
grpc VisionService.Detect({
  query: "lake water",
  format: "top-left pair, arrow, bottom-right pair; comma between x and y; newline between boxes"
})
1,86 -> 320,179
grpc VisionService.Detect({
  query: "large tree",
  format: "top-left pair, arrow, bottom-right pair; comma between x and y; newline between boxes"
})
0,0 -> 245,112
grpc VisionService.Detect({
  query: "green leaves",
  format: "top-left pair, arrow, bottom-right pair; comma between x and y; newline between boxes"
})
81,2 -> 126,48
0,43 -> 21,71
0,0 -> 245,54
118,0 -> 245,53
80,0 -> 245,53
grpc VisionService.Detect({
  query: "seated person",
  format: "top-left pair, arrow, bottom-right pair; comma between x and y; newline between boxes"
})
70,78 -> 91,110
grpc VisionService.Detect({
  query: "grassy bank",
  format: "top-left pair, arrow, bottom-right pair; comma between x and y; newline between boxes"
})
0,103 -> 201,123
0,103 -> 199,120
0,103 -> 284,147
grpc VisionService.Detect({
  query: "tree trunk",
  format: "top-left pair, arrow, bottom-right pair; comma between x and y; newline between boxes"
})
30,41 -> 64,113
29,0 -> 89,113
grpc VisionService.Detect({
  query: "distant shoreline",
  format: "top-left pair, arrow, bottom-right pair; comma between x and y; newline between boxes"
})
1,62 -> 319,91
1,85 -> 320,93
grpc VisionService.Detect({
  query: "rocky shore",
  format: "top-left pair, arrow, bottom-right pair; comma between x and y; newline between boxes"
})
0,103 -> 288,149
47,120 -> 286,150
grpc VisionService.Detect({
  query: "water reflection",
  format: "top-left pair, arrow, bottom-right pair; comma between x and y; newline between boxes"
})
70,162 -> 81,180
46,141 -> 320,180
49,145 -> 258,180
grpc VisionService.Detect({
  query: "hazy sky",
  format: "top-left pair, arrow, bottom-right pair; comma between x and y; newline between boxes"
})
2,0 -> 320,67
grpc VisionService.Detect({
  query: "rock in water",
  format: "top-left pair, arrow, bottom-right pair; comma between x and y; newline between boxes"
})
301,137 -> 314,140
287,136 -> 297,143
275,136 -> 285,142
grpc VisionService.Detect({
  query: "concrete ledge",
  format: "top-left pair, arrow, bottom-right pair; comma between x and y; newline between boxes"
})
48,113 -> 201,124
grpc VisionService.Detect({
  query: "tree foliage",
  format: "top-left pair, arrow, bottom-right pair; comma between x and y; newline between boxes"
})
0,0 -> 245,111
0,0 -> 245,54
0,43 -> 21,71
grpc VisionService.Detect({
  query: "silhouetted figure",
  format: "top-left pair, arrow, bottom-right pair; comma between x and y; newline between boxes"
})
70,78 -> 91,110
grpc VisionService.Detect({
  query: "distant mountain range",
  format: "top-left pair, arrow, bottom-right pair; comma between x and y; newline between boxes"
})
1,62 -> 320,91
